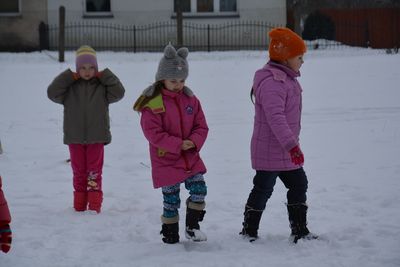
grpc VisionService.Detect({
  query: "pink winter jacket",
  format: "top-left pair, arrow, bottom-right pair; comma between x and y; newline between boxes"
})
140,87 -> 208,188
0,176 -> 11,226
251,61 -> 304,171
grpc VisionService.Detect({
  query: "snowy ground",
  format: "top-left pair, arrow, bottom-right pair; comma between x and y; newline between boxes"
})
0,48 -> 399,267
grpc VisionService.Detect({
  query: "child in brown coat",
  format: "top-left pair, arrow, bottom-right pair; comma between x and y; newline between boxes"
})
47,45 -> 125,213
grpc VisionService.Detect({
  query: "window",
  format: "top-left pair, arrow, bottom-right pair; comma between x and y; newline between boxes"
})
197,0 -> 213,12
174,0 -> 191,13
85,0 -> 111,13
0,0 -> 20,15
220,0 -> 236,12
172,0 -> 238,17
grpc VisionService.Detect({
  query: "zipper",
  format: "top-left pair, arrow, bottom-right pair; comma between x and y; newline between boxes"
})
173,97 -> 191,173
83,81 -> 88,144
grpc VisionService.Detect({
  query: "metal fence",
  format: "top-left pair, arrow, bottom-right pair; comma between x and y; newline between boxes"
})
44,21 -> 282,52
41,20 -> 368,52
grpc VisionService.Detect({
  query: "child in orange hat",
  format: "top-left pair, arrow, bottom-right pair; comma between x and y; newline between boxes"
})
240,27 -> 318,243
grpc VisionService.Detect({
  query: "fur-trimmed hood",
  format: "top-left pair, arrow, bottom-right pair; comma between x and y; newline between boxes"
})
141,84 -> 194,97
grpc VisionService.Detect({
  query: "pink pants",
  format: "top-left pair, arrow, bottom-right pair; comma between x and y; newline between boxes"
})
68,144 -> 104,192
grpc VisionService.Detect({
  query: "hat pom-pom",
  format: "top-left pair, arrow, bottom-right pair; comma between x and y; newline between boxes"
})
177,47 -> 189,59
164,44 -> 177,59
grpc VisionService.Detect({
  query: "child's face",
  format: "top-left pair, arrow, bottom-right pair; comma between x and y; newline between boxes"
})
78,64 -> 96,80
163,79 -> 185,92
285,54 -> 304,73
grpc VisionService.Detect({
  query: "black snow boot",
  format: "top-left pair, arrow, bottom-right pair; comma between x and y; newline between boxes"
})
185,200 -> 207,241
240,205 -> 263,242
160,215 -> 179,244
160,223 -> 179,244
287,203 -> 318,243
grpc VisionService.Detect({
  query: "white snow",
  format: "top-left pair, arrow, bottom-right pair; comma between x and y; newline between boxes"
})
0,48 -> 399,267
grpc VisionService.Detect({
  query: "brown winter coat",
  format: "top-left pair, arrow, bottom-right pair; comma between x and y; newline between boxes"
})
47,68 -> 125,145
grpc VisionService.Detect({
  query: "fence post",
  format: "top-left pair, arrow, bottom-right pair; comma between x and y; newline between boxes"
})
176,0 -> 183,47
133,25 -> 136,53
38,21 -> 49,51
207,24 -> 210,52
59,6 -> 65,62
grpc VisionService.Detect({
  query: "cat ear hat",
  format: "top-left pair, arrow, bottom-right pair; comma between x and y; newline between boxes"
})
155,43 -> 189,82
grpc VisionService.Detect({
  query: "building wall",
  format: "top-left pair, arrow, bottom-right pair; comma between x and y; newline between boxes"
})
286,0 -> 400,48
47,0 -> 286,26
319,8 -> 400,48
0,0 -> 47,51
239,0 -> 286,24
287,0 -> 400,34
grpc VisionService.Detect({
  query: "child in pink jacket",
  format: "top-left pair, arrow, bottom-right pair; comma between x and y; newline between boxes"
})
0,176 -> 12,253
134,44 -> 209,244
240,28 -> 317,243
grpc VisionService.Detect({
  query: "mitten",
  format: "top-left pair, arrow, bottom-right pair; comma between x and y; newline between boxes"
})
289,145 -> 304,165
95,71 -> 103,79
72,72 -> 80,80
0,224 -> 12,253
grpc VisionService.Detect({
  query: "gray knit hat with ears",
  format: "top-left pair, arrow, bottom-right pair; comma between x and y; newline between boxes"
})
155,44 -> 189,82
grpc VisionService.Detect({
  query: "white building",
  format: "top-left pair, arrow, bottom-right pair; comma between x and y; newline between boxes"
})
47,0 -> 286,25
0,0 -> 286,51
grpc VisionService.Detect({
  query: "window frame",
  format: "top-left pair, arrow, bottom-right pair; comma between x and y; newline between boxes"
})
174,0 -> 191,13
219,0 -> 237,12
173,0 -> 239,18
0,0 -> 21,17
83,0 -> 113,18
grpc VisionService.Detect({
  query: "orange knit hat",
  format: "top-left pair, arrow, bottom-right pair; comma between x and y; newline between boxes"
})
268,27 -> 307,61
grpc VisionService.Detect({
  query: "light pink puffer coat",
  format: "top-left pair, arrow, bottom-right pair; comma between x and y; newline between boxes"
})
251,61 -> 303,171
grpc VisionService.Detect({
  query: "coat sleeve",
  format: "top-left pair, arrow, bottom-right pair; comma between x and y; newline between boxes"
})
188,98 -> 209,152
257,80 -> 298,151
98,68 -> 125,104
0,177 -> 11,226
140,108 -> 182,154
47,69 -> 76,104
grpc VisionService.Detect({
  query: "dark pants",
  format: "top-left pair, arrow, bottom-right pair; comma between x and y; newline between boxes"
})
246,168 -> 308,210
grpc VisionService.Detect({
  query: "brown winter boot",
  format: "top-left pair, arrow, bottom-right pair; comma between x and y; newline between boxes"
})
160,215 -> 180,244
185,200 -> 207,242
73,191 -> 87,212
88,191 -> 103,213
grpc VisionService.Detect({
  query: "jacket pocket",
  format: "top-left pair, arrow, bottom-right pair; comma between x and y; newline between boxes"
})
157,148 -> 180,161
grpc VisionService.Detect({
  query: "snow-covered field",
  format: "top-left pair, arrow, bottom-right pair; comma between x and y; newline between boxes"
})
0,48 -> 399,267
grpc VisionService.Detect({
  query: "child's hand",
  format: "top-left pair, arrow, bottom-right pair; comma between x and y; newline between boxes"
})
72,72 -> 80,80
0,224 -> 12,253
181,140 -> 195,151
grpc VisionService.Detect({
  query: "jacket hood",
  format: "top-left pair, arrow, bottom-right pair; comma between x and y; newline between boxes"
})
253,61 -> 300,89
